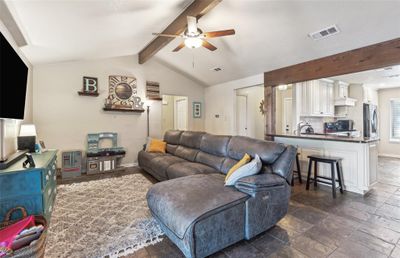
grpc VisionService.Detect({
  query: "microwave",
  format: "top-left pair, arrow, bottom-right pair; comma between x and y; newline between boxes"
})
324,120 -> 354,132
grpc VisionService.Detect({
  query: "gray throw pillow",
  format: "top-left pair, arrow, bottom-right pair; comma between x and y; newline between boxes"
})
225,154 -> 262,186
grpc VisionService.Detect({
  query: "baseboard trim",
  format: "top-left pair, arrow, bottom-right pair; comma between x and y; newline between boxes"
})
121,162 -> 138,167
378,153 -> 400,159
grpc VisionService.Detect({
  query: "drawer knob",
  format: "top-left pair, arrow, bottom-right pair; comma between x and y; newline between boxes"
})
53,175 -> 57,181
52,165 -> 56,169
46,175 -> 49,181
48,170 -> 51,176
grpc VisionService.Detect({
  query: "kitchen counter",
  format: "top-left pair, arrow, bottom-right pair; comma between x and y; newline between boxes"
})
271,135 -> 378,195
266,133 -> 380,143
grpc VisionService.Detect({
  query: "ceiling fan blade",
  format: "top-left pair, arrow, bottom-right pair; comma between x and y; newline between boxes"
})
172,42 -> 185,52
187,16 -> 198,35
202,29 -> 235,38
202,40 -> 217,51
152,33 -> 182,38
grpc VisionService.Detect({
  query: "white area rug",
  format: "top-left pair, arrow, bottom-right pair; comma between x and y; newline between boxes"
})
45,174 -> 164,258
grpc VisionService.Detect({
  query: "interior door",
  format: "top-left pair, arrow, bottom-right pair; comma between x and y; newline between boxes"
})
236,95 -> 248,136
174,98 -> 188,130
283,98 -> 293,133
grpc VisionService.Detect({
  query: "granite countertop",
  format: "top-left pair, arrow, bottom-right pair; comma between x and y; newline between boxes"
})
267,133 -> 380,143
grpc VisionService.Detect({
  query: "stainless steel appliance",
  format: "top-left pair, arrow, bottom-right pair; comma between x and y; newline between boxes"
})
324,120 -> 354,133
363,103 -> 378,138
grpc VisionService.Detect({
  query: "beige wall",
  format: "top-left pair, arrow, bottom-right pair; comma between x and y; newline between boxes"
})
205,74 -> 263,135
33,55 -> 204,165
0,20 -> 33,159
378,87 -> 400,157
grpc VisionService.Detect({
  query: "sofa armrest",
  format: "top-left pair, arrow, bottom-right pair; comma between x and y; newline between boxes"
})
234,173 -> 286,196
271,145 -> 297,183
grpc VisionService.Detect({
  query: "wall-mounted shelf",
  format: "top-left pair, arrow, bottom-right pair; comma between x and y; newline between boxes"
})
103,108 -> 144,113
78,91 -> 99,97
147,97 -> 163,101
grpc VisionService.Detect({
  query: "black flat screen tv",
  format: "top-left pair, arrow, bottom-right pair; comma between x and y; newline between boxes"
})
0,31 -> 28,120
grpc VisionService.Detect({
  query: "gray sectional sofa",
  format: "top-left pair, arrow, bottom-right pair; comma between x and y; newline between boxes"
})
138,130 -> 297,258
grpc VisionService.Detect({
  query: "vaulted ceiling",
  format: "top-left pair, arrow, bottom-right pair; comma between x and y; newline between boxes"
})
5,0 -> 400,86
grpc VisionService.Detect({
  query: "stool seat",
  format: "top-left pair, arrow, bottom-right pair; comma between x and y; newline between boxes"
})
306,155 -> 344,198
307,155 -> 342,162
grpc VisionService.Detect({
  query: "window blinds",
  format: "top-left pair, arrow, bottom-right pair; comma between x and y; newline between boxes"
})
391,99 -> 400,140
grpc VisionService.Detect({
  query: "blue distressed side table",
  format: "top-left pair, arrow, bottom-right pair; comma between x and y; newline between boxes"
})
0,150 -> 58,222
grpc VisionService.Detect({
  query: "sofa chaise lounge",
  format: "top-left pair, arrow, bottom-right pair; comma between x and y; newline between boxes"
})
138,130 -> 297,258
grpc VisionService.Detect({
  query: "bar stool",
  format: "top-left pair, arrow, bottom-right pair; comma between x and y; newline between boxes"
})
306,155 -> 344,198
291,153 -> 302,186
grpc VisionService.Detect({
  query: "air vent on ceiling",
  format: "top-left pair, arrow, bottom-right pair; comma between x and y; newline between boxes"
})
309,25 -> 340,40
211,67 -> 222,72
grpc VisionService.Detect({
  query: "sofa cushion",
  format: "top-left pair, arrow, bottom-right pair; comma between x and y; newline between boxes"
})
164,130 -> 183,145
166,162 -> 218,179
174,146 -> 199,162
220,158 -> 239,174
195,151 -> 225,171
200,134 -> 231,156
148,155 -> 186,180
138,150 -> 165,168
179,131 -> 205,149
227,136 -> 286,165
166,144 -> 178,155
147,174 -> 248,239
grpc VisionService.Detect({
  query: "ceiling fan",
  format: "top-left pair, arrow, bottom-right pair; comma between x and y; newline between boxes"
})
152,16 -> 235,52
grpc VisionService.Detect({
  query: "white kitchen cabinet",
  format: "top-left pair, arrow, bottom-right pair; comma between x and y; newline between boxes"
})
299,79 -> 334,117
334,81 -> 349,99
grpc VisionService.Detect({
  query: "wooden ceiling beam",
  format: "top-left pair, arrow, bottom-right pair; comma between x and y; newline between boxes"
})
138,0 -> 222,64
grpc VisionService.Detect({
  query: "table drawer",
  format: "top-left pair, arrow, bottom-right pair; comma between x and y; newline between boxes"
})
0,195 -> 43,221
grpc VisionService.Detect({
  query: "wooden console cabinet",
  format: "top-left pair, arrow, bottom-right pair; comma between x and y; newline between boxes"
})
0,150 -> 58,222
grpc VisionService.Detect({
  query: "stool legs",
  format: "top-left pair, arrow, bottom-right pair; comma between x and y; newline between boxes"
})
330,162 -> 336,198
306,160 -> 312,190
336,161 -> 344,194
296,155 -> 302,184
313,161 -> 318,188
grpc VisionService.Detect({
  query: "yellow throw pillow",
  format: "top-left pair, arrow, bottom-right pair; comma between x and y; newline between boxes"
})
225,153 -> 251,182
148,139 -> 167,153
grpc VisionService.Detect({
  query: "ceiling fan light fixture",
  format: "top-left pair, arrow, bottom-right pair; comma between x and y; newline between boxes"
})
184,37 -> 202,49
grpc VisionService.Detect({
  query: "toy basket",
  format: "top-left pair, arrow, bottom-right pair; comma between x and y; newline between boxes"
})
0,207 -> 47,258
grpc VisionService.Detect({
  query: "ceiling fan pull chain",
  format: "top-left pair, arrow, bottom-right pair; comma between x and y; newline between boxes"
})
192,53 -> 195,69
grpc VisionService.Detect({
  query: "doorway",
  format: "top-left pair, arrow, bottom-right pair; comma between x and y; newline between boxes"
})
161,95 -> 188,134
283,98 -> 293,134
235,85 -> 265,139
236,95 -> 248,136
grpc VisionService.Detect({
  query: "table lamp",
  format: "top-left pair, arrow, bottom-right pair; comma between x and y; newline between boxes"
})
18,124 -> 37,152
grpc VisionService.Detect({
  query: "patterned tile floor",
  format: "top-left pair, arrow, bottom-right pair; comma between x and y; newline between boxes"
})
127,157 -> 400,258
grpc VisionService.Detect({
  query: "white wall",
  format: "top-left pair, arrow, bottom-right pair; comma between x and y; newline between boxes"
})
378,87 -> 400,158
33,55 -> 205,165
204,74 -> 263,135
0,19 -> 33,159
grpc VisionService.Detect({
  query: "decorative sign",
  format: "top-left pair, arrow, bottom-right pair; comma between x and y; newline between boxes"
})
193,102 -> 201,118
146,81 -> 162,100
78,76 -> 99,96
103,75 -> 144,112
259,99 -> 265,115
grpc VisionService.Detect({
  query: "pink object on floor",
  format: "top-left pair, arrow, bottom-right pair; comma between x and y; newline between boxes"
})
0,215 -> 35,257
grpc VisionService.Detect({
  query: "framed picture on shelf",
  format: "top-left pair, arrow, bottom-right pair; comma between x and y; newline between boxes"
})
193,102 -> 201,118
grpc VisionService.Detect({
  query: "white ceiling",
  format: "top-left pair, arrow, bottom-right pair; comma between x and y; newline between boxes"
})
5,0 -> 400,86
331,65 -> 400,90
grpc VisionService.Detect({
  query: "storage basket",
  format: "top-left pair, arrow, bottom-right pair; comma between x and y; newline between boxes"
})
0,207 -> 47,258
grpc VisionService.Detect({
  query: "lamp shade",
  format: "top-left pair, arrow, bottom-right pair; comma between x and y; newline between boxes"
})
19,124 -> 37,136
184,37 -> 202,49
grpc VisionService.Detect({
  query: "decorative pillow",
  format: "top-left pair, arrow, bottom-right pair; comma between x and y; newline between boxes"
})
148,139 -> 167,153
225,153 -> 251,183
145,137 -> 152,151
225,154 -> 262,186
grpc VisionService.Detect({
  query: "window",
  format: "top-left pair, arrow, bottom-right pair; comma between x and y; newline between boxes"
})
390,99 -> 400,142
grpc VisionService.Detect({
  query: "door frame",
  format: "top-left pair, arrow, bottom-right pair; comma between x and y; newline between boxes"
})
235,94 -> 248,136
174,97 -> 188,130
